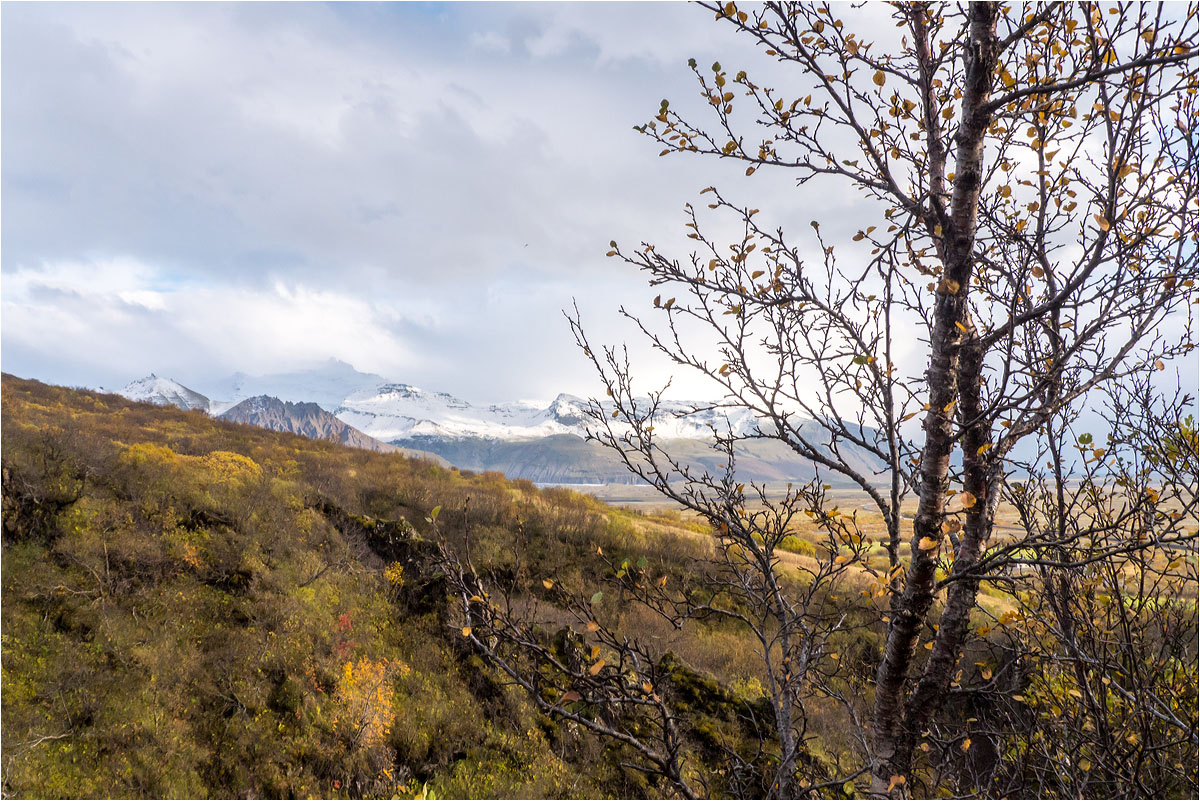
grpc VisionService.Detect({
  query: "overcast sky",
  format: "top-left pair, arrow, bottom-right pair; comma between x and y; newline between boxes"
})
6,2 -> 1189,411
5,0 -> 845,402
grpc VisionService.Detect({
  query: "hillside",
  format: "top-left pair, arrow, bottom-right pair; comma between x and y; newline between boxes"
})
0,375 -> 831,799
394,432 -> 871,485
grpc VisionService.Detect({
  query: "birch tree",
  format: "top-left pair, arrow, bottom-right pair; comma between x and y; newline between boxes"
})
441,2 -> 1198,797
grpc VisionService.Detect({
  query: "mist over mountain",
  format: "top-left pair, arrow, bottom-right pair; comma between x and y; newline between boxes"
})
202,359 -> 389,411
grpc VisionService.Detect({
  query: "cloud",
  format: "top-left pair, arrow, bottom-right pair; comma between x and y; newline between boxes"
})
2,257 -> 418,384
14,0 -> 1182,417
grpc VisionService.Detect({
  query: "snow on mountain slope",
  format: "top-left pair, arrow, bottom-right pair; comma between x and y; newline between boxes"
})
119,375 -> 211,411
116,363 -> 780,444
333,383 -> 553,441
335,386 -> 768,442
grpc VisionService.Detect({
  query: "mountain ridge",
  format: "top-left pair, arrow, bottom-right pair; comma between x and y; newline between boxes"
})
113,365 -> 881,484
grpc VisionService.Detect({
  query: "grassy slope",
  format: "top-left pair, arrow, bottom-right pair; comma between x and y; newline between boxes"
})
3,375 -> 827,799
0,378 -> 617,797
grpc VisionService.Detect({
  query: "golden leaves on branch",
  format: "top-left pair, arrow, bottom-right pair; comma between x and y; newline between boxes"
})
333,656 -> 406,749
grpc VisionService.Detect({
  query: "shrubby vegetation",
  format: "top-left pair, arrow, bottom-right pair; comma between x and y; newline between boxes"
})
0,374 -> 1195,800
0,375 -> 734,798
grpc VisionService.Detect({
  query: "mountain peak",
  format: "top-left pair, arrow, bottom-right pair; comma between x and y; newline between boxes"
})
120,375 -> 210,412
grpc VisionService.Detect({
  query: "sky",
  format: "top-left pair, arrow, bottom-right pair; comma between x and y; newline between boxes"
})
2,2 -> 1192,413
4,0 -> 839,403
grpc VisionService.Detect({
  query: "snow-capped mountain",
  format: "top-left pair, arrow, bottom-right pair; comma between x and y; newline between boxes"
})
119,374 -> 211,412
115,365 -> 772,444
112,363 -> 881,483
334,387 -> 767,443
218,395 -> 446,463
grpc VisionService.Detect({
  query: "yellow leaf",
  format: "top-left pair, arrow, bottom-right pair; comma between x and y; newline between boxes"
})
461,626 -> 472,637
590,645 -> 601,660
961,491 -> 977,509
977,442 -> 994,455
587,621 -> 600,632
469,595 -> 485,603
961,737 -> 972,751
642,681 -> 654,694
888,775 -> 906,792
543,579 -> 554,589
1095,214 -> 1111,231
918,536 -> 941,551
873,70 -> 886,87
981,666 -> 993,680
955,321 -> 967,333
589,659 -> 606,676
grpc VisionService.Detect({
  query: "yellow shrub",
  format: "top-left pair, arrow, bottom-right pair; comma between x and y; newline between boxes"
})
333,657 -> 409,749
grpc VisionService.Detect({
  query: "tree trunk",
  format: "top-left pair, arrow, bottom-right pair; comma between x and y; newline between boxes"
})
870,4 -> 999,795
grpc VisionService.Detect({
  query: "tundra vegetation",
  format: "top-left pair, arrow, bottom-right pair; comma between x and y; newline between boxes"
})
2,376 -> 732,798
437,1 -> 1200,799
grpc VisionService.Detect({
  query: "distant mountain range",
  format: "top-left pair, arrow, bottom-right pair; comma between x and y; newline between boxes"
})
109,360 -> 880,484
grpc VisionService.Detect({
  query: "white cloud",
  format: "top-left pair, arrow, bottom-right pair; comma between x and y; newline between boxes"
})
2,257 -> 418,382
469,30 -> 511,55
